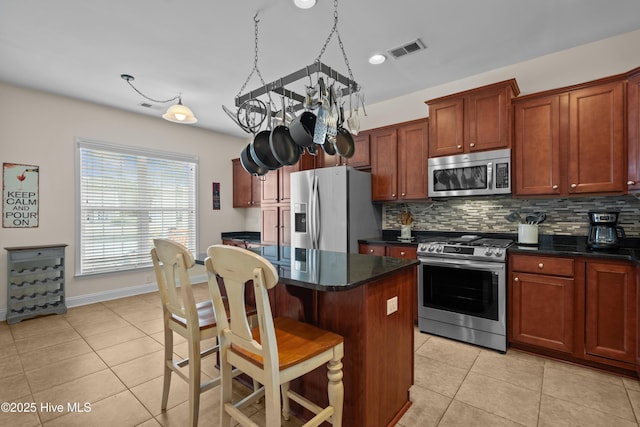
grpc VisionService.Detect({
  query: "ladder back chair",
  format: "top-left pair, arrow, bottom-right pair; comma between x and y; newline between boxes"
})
205,244 -> 344,427
151,238 -> 256,427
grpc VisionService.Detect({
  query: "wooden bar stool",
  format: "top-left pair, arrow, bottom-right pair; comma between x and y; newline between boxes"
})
205,244 -> 345,427
151,238 -> 256,427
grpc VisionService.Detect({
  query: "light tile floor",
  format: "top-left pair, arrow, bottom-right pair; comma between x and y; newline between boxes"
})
2,283 -> 640,426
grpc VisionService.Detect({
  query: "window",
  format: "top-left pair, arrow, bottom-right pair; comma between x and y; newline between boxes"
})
76,138 -> 198,276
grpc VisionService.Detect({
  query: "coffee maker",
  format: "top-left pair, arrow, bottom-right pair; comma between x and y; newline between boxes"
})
587,211 -> 626,250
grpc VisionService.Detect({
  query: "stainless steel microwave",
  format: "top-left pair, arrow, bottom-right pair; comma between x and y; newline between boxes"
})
427,148 -> 511,197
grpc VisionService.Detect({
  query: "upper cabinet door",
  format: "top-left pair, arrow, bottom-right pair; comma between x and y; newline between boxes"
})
427,98 -> 464,157
628,71 -> 640,191
467,85 -> 512,152
370,127 -> 399,201
513,95 -> 561,196
567,81 -> 625,194
398,120 -> 428,200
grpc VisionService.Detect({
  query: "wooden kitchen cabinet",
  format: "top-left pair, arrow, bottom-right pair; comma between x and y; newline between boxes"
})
513,75 -> 626,197
359,243 -> 417,259
317,132 -> 371,169
510,254 -> 576,353
232,158 -> 261,208
426,79 -> 519,157
582,260 -> 636,364
627,67 -> 640,192
261,152 -> 315,205
370,119 -> 428,202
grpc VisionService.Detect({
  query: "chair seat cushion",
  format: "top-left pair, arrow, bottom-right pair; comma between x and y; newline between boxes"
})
171,299 -> 257,331
232,317 -> 344,370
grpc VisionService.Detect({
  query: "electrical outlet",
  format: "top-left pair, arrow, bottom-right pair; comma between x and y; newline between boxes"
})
386,296 -> 398,315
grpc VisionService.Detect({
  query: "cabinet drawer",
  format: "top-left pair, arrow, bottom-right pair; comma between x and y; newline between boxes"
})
359,243 -> 386,256
511,254 -> 574,277
386,245 -> 417,259
9,247 -> 64,262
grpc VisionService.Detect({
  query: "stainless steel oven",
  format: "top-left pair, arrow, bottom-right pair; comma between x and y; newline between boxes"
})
417,236 -> 511,352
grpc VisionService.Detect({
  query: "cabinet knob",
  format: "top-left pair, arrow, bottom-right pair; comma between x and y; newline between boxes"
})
470,143 -> 476,148
369,249 -> 374,253
248,201 -> 251,205
570,183 -> 577,189
514,277 -> 519,282
552,185 -> 558,190
274,225 -> 279,228
628,180 -> 637,185
456,145 -> 462,149
400,251 -> 406,256
391,193 -> 396,198
401,192 -> 406,196
538,263 -> 544,269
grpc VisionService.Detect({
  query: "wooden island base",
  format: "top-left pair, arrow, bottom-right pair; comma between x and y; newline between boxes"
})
274,266 -> 416,426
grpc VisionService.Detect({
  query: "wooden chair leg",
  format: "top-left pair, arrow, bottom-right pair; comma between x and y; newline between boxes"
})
327,358 -> 344,427
161,326 -> 173,410
281,382 -> 291,420
188,338 -> 201,427
220,350 -> 233,427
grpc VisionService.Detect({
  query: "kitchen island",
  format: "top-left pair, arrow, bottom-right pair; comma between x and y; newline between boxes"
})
199,246 -> 419,426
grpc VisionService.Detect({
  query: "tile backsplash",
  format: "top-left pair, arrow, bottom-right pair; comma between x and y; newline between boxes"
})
383,195 -> 640,237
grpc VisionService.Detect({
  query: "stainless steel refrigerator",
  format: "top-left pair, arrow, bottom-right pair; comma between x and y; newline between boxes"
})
290,166 -> 381,253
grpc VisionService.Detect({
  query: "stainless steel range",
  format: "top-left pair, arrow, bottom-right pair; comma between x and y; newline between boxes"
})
416,235 -> 513,352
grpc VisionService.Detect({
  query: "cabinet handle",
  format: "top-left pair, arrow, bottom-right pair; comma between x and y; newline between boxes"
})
456,145 -> 462,149
570,183 -> 577,189
514,277 -> 519,282
538,263 -> 544,269
470,143 -> 475,147
552,185 -> 558,190
628,180 -> 637,185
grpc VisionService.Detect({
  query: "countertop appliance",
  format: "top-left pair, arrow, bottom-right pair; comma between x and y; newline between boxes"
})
290,166 -> 381,253
428,148 -> 511,198
587,210 -> 626,250
416,234 -> 513,352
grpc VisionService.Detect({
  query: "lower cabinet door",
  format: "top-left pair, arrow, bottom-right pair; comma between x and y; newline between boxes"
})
584,261 -> 636,363
510,272 -> 574,353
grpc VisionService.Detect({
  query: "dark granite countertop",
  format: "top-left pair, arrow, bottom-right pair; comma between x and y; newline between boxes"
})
197,245 -> 419,292
220,231 -> 261,243
359,230 -> 640,265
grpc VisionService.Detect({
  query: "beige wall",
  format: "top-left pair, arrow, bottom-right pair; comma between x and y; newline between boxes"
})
0,83 -> 254,314
1,28 -> 640,316
360,28 -> 640,130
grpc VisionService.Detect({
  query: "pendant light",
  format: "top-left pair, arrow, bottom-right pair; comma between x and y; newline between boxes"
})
121,74 -> 198,124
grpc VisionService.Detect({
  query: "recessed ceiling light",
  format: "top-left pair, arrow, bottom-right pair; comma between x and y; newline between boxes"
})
368,54 -> 387,65
294,0 -> 316,9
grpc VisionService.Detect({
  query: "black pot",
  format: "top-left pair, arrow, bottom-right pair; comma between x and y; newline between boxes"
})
270,124 -> 301,166
289,111 -> 317,147
250,130 -> 280,170
240,143 -> 268,176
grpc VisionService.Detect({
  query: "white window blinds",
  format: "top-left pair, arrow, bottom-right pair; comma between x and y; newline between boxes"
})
76,139 -> 198,275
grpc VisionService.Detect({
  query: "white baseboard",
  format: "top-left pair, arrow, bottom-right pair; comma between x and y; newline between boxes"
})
0,274 -> 208,322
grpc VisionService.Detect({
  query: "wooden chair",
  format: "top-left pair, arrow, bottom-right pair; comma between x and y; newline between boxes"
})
205,244 -> 344,427
151,238 -> 256,427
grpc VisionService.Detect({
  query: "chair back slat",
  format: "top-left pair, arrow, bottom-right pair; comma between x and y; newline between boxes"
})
152,238 -> 197,324
206,245 -> 279,365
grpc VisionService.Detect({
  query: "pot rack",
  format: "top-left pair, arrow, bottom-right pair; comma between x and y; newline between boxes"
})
228,0 -> 363,129
234,61 -> 360,114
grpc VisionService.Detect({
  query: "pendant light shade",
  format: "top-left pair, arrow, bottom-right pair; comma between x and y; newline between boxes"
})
162,99 -> 198,124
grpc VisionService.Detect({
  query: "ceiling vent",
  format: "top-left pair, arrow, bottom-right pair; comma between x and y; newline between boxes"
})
388,39 -> 426,59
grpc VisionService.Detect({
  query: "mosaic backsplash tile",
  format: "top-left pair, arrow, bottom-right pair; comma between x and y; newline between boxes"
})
383,194 -> 640,237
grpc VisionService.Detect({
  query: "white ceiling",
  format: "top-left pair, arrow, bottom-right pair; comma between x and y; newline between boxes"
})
2,0 -> 640,138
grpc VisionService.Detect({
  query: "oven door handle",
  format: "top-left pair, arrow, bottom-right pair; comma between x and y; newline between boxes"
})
419,257 -> 504,272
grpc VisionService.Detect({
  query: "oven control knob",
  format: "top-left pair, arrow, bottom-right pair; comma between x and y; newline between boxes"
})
418,243 -> 427,252
495,249 -> 504,257
436,245 -> 443,252
484,248 -> 493,256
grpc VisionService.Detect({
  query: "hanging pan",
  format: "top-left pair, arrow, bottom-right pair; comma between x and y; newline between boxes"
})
270,96 -> 301,166
250,102 -> 281,170
334,104 -> 355,158
240,143 -> 268,176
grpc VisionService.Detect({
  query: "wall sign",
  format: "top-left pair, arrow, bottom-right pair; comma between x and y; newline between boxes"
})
3,163 -> 39,228
212,182 -> 220,210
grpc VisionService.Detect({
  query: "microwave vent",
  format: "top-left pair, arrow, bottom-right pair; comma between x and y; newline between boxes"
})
388,39 -> 426,59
